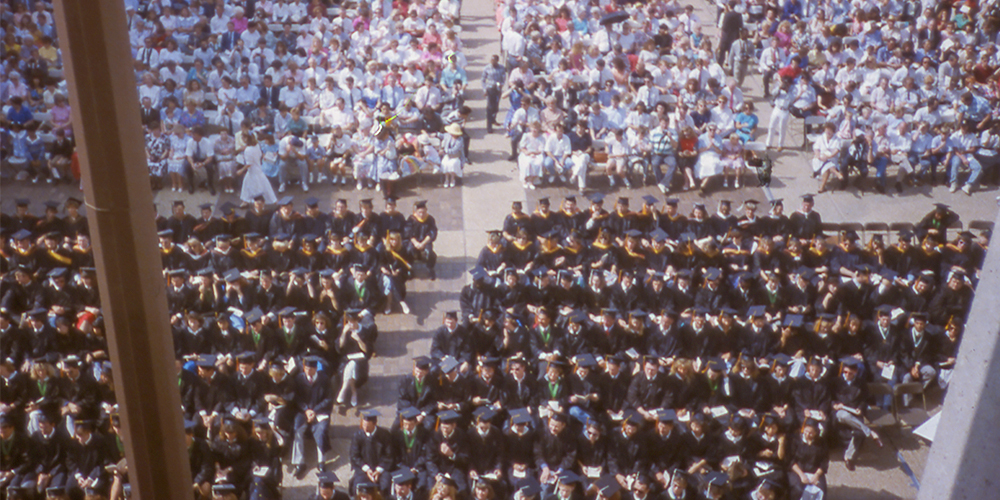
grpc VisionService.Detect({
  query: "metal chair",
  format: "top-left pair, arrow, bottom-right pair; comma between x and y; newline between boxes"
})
945,220 -> 963,240
968,220 -> 995,232
864,222 -> 889,239
865,382 -> 896,427
840,222 -> 865,240
893,382 -> 928,426
802,115 -> 826,148
889,222 -> 914,235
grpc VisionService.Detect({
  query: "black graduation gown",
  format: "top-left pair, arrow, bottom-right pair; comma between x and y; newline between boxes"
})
533,427 -> 577,472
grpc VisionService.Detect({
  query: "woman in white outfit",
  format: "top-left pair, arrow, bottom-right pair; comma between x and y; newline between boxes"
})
440,123 -> 465,187
238,132 -> 277,205
695,124 -> 723,190
517,121 -> 546,189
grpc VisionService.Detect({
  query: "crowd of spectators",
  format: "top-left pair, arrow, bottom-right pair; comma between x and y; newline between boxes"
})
2,0 -> 472,199
493,0 -> 1000,197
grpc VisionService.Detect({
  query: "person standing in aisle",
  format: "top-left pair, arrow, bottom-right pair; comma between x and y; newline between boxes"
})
482,55 -> 506,134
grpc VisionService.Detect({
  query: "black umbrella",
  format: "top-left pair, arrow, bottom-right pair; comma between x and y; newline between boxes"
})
599,11 -> 629,26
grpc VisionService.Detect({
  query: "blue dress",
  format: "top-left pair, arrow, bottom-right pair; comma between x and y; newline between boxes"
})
260,142 -> 281,178
503,89 -> 526,129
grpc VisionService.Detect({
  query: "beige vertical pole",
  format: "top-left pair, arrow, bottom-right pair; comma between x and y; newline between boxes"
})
50,1 -> 194,499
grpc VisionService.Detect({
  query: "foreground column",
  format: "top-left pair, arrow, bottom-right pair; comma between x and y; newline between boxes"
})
919,206 -> 1000,499
51,1 -> 193,500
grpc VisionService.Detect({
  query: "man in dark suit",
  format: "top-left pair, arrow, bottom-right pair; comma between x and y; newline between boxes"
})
291,356 -> 333,478
66,420 -> 112,497
425,410 -> 470,495
350,409 -> 394,494
429,312 -> 473,373
390,408 -> 430,492
259,75 -> 281,109
184,419 -> 215,500
22,412 -> 71,493
397,356 -> 437,424
717,0 -> 744,64
312,472 -> 351,500
898,312 -> 939,407
139,97 -> 159,128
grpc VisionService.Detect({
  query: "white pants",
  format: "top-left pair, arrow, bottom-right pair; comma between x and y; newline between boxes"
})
766,108 -> 790,148
569,151 -> 591,190
519,154 -> 544,181
891,153 -> 914,174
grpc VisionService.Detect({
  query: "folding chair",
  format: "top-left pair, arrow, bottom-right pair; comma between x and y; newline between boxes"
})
865,382 -> 896,427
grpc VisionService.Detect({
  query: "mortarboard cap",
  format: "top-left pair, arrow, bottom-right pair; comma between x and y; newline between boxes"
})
473,406 -> 497,422
391,469 -> 416,485
557,471 -> 582,485
509,408 -> 532,425
360,409 -> 381,420
783,314 -> 804,327
413,356 -> 431,369
642,195 -> 658,205
801,193 -> 815,202
244,307 -> 264,323
574,353 -> 598,368
516,480 -> 542,498
318,471 -> 339,486
747,306 -> 767,318
622,409 -> 644,425
357,482 -> 378,494
236,351 -> 256,364
840,357 -> 863,369
875,304 -> 894,316
12,229 -> 32,241
277,196 -> 294,206
437,409 -> 461,423
656,409 -> 678,423
594,475 -> 622,498
587,192 -> 606,203
440,356 -> 460,373
624,229 -> 643,238
14,199 -> 29,206
704,267 -> 723,280
705,472 -> 728,487
770,353 -> 792,366
705,358 -> 727,372
195,355 -> 218,368
399,407 -> 421,420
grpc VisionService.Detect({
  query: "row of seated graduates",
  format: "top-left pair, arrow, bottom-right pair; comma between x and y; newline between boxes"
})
461,194 -> 981,330
155,193 -> 443,320
386,309 -> 929,500
487,195 -> 984,289
153,194 -> 419,261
